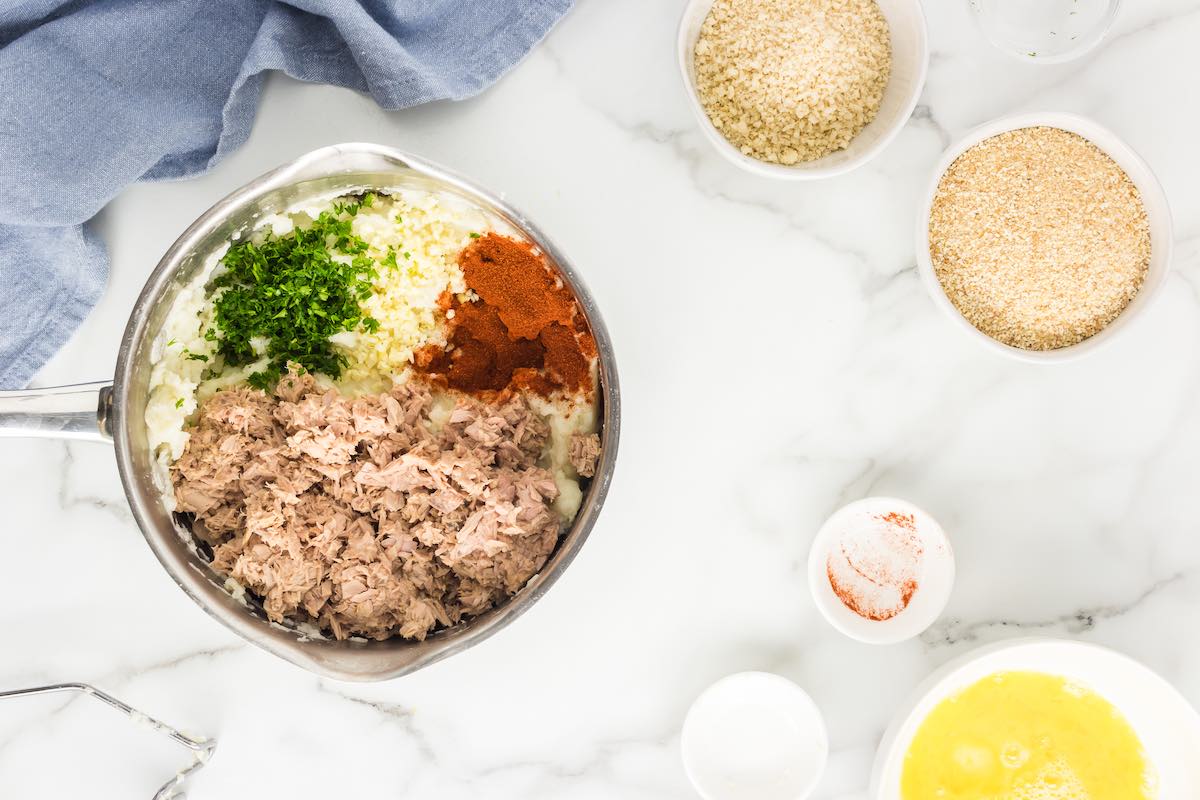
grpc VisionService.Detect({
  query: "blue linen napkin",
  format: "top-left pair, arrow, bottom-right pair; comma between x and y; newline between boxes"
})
0,0 -> 571,388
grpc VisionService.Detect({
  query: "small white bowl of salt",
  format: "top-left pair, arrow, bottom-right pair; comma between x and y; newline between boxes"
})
681,671 -> 828,800
807,497 -> 954,645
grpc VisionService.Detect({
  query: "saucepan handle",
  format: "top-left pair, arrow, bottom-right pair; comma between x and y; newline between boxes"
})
0,382 -> 114,442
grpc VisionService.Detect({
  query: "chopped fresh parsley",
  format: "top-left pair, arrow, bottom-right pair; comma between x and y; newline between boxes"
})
468,232 -> 481,239
382,248 -> 399,270
210,196 -> 379,389
246,370 -> 279,391
185,352 -> 209,362
175,398 -> 185,409
166,338 -> 177,347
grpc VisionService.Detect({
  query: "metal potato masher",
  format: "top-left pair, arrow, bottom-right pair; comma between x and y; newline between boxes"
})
0,683 -> 216,798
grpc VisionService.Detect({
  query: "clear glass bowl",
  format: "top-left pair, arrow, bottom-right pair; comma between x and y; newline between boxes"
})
969,0 -> 1121,63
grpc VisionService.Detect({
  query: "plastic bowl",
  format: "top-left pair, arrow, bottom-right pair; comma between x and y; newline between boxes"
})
676,0 -> 928,180
917,112 -> 1173,363
870,638 -> 1200,798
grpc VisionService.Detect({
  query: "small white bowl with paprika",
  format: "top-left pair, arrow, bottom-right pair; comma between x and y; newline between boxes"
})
808,497 -> 954,645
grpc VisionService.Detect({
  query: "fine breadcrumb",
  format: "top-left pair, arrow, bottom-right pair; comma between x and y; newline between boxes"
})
693,0 -> 891,165
928,127 -> 1151,351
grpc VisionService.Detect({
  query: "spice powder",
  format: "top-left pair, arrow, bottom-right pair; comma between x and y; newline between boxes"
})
416,233 -> 596,397
826,513 -> 924,621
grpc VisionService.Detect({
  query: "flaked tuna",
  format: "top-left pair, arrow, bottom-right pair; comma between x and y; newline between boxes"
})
171,373 -> 578,641
569,433 -> 601,478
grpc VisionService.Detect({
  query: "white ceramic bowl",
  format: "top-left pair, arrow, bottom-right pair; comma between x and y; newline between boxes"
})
917,112 -> 1173,363
808,497 -> 954,645
682,672 -> 829,800
676,0 -> 929,180
870,638 -> 1200,798
969,0 -> 1122,65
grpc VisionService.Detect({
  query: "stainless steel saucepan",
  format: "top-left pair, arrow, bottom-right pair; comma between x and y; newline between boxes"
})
0,143 -> 620,681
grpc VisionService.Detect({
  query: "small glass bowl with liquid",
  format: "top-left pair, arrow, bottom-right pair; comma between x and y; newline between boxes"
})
969,0 -> 1122,64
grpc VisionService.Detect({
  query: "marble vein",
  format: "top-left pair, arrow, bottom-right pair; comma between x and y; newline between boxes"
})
921,572 -> 1187,647
3,1 -> 1200,796
58,443 -> 131,523
318,680 -> 680,795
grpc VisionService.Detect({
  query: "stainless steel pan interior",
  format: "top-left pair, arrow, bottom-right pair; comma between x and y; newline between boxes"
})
0,143 -> 620,681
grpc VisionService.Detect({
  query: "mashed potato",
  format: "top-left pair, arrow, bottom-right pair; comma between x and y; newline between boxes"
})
144,245 -> 224,463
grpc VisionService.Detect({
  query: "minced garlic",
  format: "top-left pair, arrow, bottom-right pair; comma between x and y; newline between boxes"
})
338,192 -> 479,387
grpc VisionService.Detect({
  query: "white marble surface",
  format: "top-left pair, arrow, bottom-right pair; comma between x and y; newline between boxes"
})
4,1 -> 1200,796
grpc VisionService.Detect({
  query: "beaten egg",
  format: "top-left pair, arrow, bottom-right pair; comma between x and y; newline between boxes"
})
901,671 -> 1155,800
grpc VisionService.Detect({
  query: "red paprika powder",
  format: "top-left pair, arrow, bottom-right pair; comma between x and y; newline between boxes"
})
416,233 -> 596,396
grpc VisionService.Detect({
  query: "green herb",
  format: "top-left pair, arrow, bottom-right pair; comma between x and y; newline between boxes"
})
166,338 -> 177,347
331,197 -> 362,218
246,369 -> 280,392
382,248 -> 399,270
403,251 -> 411,260
210,196 -> 379,388
186,353 -> 209,362
175,398 -> 185,409
469,232 -> 481,239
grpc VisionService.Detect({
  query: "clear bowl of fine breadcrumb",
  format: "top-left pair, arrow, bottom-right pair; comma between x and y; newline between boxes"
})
917,112 -> 1173,362
676,0 -> 929,180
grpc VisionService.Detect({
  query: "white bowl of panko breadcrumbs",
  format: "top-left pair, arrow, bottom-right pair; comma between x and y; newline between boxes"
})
677,0 -> 928,179
918,112 -> 1173,362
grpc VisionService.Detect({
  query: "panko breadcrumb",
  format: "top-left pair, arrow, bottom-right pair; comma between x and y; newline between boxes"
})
928,127 -> 1151,351
693,0 -> 891,165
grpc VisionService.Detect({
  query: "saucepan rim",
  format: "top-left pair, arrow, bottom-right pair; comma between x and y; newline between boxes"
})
109,142 -> 621,680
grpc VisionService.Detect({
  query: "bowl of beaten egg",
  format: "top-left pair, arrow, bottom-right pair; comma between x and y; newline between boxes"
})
871,638 -> 1200,799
